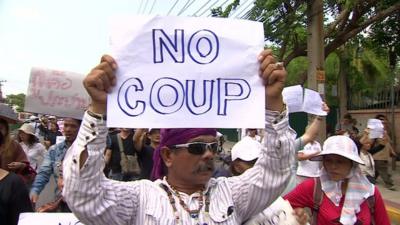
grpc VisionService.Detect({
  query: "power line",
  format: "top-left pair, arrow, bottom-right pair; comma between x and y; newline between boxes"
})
198,0 -> 220,16
167,0 -> 180,15
205,0 -> 242,17
229,0 -> 251,17
178,0 -> 196,16
192,0 -> 212,16
137,0 -> 144,13
142,0 -> 150,14
148,0 -> 157,14
233,0 -> 254,18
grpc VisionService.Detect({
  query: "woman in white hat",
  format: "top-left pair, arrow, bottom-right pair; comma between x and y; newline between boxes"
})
17,123 -> 46,172
284,135 -> 390,225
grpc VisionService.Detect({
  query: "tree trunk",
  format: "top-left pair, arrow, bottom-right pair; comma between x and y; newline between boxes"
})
307,0 -> 326,141
337,49 -> 349,123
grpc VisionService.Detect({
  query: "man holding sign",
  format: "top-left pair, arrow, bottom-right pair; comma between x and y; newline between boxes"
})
63,16 -> 294,225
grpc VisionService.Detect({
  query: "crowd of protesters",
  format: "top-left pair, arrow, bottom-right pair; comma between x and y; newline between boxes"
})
0,51 -> 397,225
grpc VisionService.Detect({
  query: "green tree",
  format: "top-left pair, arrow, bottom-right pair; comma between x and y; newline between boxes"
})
214,0 -> 400,65
5,93 -> 25,112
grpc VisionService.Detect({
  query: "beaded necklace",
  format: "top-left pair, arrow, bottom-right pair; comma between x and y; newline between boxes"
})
160,183 -> 210,225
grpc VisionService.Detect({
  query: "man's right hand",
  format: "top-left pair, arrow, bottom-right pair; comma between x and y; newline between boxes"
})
83,55 -> 118,114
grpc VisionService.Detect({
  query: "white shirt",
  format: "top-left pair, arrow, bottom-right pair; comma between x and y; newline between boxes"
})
296,142 -> 322,178
360,151 -> 375,177
63,110 -> 295,225
20,142 -> 46,171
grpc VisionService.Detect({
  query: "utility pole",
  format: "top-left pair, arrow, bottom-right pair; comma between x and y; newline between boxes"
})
307,0 -> 326,141
0,80 -> 7,103
389,47 -> 397,170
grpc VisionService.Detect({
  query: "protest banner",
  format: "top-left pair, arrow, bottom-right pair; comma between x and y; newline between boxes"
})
18,213 -> 84,225
107,15 -> 265,128
24,67 -> 90,119
367,118 -> 384,139
282,85 -> 327,116
244,197 -> 299,225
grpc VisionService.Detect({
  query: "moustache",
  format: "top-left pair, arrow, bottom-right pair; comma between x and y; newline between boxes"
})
194,160 -> 215,174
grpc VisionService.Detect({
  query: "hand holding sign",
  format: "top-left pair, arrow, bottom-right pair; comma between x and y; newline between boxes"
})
83,55 -> 117,114
258,49 -> 286,112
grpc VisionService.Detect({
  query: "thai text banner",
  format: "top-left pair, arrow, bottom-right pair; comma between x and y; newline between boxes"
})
25,67 -> 90,119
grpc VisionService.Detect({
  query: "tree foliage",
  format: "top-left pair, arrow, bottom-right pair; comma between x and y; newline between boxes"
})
5,93 -> 25,112
214,0 -> 400,66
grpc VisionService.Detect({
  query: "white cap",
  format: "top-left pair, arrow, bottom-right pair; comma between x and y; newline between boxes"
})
311,135 -> 364,164
18,123 -> 36,136
231,136 -> 262,161
29,115 -> 38,120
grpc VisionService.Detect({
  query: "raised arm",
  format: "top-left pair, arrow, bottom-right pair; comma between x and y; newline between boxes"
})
228,49 -> 296,220
301,102 -> 329,145
133,129 -> 148,152
62,55 -> 140,225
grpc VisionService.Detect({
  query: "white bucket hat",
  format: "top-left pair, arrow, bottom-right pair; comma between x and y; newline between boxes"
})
231,136 -> 262,161
310,135 -> 364,164
18,123 -> 36,137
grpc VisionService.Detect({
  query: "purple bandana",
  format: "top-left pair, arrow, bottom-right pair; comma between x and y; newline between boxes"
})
150,128 -> 217,180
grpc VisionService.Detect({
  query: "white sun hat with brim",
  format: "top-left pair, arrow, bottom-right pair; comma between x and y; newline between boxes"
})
310,135 -> 364,165
18,123 -> 37,137
231,136 -> 262,161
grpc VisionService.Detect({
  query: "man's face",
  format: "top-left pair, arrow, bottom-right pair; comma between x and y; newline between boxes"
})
378,117 -> 388,129
63,118 -> 80,143
166,135 -> 217,186
120,128 -> 132,133
248,129 -> 257,137
148,129 -> 161,144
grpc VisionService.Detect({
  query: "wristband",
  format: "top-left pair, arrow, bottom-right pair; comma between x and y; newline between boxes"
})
87,110 -> 107,121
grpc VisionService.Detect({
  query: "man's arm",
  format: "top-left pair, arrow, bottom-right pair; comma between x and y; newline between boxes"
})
133,129 -> 147,153
63,55 -> 140,225
228,49 -> 295,220
30,148 -> 55,203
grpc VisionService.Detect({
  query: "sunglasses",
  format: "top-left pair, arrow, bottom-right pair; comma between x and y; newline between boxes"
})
170,142 -> 218,155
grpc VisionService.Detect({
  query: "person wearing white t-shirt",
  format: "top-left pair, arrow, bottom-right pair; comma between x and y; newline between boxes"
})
246,128 -> 262,142
296,141 -> 322,184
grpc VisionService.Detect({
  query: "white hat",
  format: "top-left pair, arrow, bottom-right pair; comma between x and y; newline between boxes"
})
18,123 -> 36,136
310,135 -> 364,164
29,115 -> 38,120
231,136 -> 262,161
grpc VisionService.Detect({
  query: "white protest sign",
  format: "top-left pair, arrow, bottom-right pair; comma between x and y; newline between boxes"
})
282,85 -> 327,116
367,119 -> 384,139
25,67 -> 90,119
303,89 -> 327,116
282,85 -> 303,113
18,213 -> 85,225
107,16 -> 264,128
244,197 -> 299,225
56,135 -> 66,144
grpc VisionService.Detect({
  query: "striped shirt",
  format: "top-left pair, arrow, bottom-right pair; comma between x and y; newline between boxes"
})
63,110 -> 296,225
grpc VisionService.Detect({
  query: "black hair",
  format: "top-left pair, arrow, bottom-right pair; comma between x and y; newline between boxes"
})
375,114 -> 386,120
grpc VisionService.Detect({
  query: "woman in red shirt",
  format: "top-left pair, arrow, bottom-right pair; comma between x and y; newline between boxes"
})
285,135 -> 390,225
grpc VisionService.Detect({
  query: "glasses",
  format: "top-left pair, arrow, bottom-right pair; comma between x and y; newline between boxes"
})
170,142 -> 218,155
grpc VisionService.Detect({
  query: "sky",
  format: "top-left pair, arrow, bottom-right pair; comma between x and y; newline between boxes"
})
0,0 -> 255,96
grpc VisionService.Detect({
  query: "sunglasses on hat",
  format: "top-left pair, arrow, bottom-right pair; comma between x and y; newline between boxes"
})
170,142 -> 218,155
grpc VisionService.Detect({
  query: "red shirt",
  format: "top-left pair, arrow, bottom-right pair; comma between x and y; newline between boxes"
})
284,178 -> 390,225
